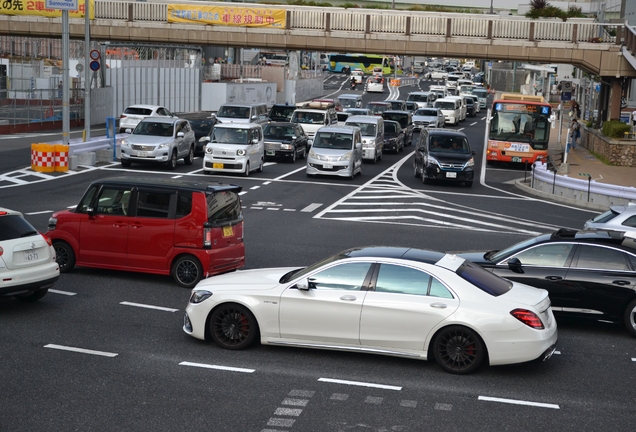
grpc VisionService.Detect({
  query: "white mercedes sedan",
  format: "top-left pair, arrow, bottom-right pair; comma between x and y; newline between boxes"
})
183,247 -> 558,374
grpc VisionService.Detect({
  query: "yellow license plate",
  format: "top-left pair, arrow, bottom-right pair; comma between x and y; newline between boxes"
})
222,226 -> 234,237
213,163 -> 224,169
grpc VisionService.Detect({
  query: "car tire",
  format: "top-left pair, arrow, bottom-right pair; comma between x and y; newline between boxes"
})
172,255 -> 203,288
465,180 -> 473,187
243,162 -> 250,177
17,289 -> 48,302
167,150 -> 178,170
433,325 -> 486,374
53,241 -> 76,273
624,299 -> 636,337
184,146 -> 194,166
121,159 -> 132,168
209,303 -> 259,350
257,158 -> 264,173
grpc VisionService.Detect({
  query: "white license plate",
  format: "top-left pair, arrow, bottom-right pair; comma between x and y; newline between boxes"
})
323,163 -> 333,169
446,172 -> 457,178
266,150 -> 275,156
136,151 -> 149,157
23,249 -> 39,261
512,156 -> 523,162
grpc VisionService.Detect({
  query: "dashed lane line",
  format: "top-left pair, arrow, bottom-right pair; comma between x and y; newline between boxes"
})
478,396 -> 560,409
318,378 -> 402,391
49,289 -> 77,296
179,361 -> 255,373
119,301 -> 179,312
44,344 -> 118,357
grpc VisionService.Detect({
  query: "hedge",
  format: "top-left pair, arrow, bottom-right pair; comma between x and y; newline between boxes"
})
601,120 -> 631,139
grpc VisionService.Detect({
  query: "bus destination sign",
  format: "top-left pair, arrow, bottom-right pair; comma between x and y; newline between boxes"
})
495,103 -> 550,115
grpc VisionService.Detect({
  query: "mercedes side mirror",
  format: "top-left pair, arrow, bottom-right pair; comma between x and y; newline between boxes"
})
507,257 -> 524,274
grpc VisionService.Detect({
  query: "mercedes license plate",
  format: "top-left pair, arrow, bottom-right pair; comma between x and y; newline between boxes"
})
23,249 -> 39,261
446,172 -> 457,178
512,156 -> 522,163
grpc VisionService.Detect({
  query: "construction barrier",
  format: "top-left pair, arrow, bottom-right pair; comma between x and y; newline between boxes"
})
31,143 -> 55,173
30,143 -> 70,172
54,144 -> 69,172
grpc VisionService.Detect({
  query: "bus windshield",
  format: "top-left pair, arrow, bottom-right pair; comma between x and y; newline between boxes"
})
328,54 -> 394,74
489,102 -> 551,149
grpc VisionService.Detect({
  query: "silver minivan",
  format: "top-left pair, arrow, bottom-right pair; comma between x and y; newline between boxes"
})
338,94 -> 363,110
306,125 -> 363,178
216,103 -> 269,125
203,123 -> 264,176
344,115 -> 384,163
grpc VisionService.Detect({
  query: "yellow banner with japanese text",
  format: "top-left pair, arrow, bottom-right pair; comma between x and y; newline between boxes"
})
167,4 -> 285,28
0,0 -> 94,18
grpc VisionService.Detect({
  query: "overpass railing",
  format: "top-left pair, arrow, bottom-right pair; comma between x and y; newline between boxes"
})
93,1 -> 624,46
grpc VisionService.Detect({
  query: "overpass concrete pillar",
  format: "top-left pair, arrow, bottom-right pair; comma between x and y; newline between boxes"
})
609,77 -> 623,121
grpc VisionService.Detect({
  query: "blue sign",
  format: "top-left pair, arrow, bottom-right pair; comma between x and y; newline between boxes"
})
541,106 -> 549,114
495,103 -> 502,111
561,92 -> 572,101
488,62 -> 492,67
45,0 -> 78,10
595,84 -> 601,92
90,61 -> 100,71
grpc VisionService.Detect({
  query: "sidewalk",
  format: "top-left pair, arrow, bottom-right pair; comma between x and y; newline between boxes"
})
515,118 -> 636,210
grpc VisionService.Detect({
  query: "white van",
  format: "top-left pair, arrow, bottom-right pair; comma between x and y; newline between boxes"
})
291,108 -> 338,144
434,98 -> 462,126
345,115 -> 385,163
407,91 -> 437,109
216,103 -> 269,125
446,95 -> 467,122
203,123 -> 264,176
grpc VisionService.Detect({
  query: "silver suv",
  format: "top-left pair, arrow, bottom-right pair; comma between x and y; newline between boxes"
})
120,117 -> 196,170
584,202 -> 636,232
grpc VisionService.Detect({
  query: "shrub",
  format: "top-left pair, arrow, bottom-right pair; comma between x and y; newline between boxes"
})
601,120 -> 631,139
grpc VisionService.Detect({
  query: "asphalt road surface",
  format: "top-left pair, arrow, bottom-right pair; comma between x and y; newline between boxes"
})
1,74 -> 633,432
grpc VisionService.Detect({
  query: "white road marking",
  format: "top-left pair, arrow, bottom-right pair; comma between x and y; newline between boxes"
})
554,351 -> 561,355
25,210 -> 54,215
263,181 -> 272,185
44,344 -> 118,357
401,400 -> 418,408
457,128 -> 465,131
239,191 -> 248,195
267,418 -> 295,427
119,301 -> 178,312
49,289 -> 77,296
178,361 -> 255,373
632,358 -> 636,362
318,378 -> 401,391
283,208 -> 296,212
266,207 -> 280,211
470,122 -> 478,126
263,162 -> 277,167
250,186 -> 260,190
301,203 -> 323,212
282,398 -> 309,406
478,396 -> 560,409
273,408 -> 302,416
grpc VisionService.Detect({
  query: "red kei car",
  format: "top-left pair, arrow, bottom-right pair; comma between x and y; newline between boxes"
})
45,177 -> 245,288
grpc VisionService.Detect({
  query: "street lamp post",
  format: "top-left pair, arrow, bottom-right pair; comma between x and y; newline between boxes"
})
490,0 -> 494,14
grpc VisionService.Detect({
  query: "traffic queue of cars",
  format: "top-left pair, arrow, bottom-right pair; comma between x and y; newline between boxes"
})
18,66 -> 632,377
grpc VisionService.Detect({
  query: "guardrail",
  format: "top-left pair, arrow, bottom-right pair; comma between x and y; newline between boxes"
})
91,1 -> 622,46
531,161 -> 636,206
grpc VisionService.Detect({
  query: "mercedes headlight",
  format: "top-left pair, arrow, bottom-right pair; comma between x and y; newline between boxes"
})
189,290 -> 212,304
237,149 -> 246,156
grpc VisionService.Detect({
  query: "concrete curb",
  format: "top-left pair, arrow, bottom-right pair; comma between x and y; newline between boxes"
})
514,179 -> 607,211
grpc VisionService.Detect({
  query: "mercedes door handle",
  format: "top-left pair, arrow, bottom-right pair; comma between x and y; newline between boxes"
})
430,303 -> 447,309
340,295 -> 357,301
545,276 -> 563,281
612,280 -> 631,286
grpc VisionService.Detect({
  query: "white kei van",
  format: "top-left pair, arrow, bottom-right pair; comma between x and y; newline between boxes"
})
434,98 -> 462,126
344,115 -> 385,163
216,103 -> 269,125
203,123 -> 264,176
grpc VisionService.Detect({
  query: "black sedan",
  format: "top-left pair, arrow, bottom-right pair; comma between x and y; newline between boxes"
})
383,120 -> 405,153
263,122 -> 309,162
177,112 -> 217,155
459,229 -> 636,337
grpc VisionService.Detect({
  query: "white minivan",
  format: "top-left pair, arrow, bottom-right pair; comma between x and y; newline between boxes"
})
344,115 -> 385,163
203,123 -> 264,176
434,98 -> 462,125
216,103 -> 269,125
446,95 -> 467,122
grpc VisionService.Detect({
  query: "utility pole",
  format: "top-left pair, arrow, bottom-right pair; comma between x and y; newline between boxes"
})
84,0 -> 90,140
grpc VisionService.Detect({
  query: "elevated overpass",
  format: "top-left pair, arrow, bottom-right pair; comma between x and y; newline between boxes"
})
1,1 -> 635,118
